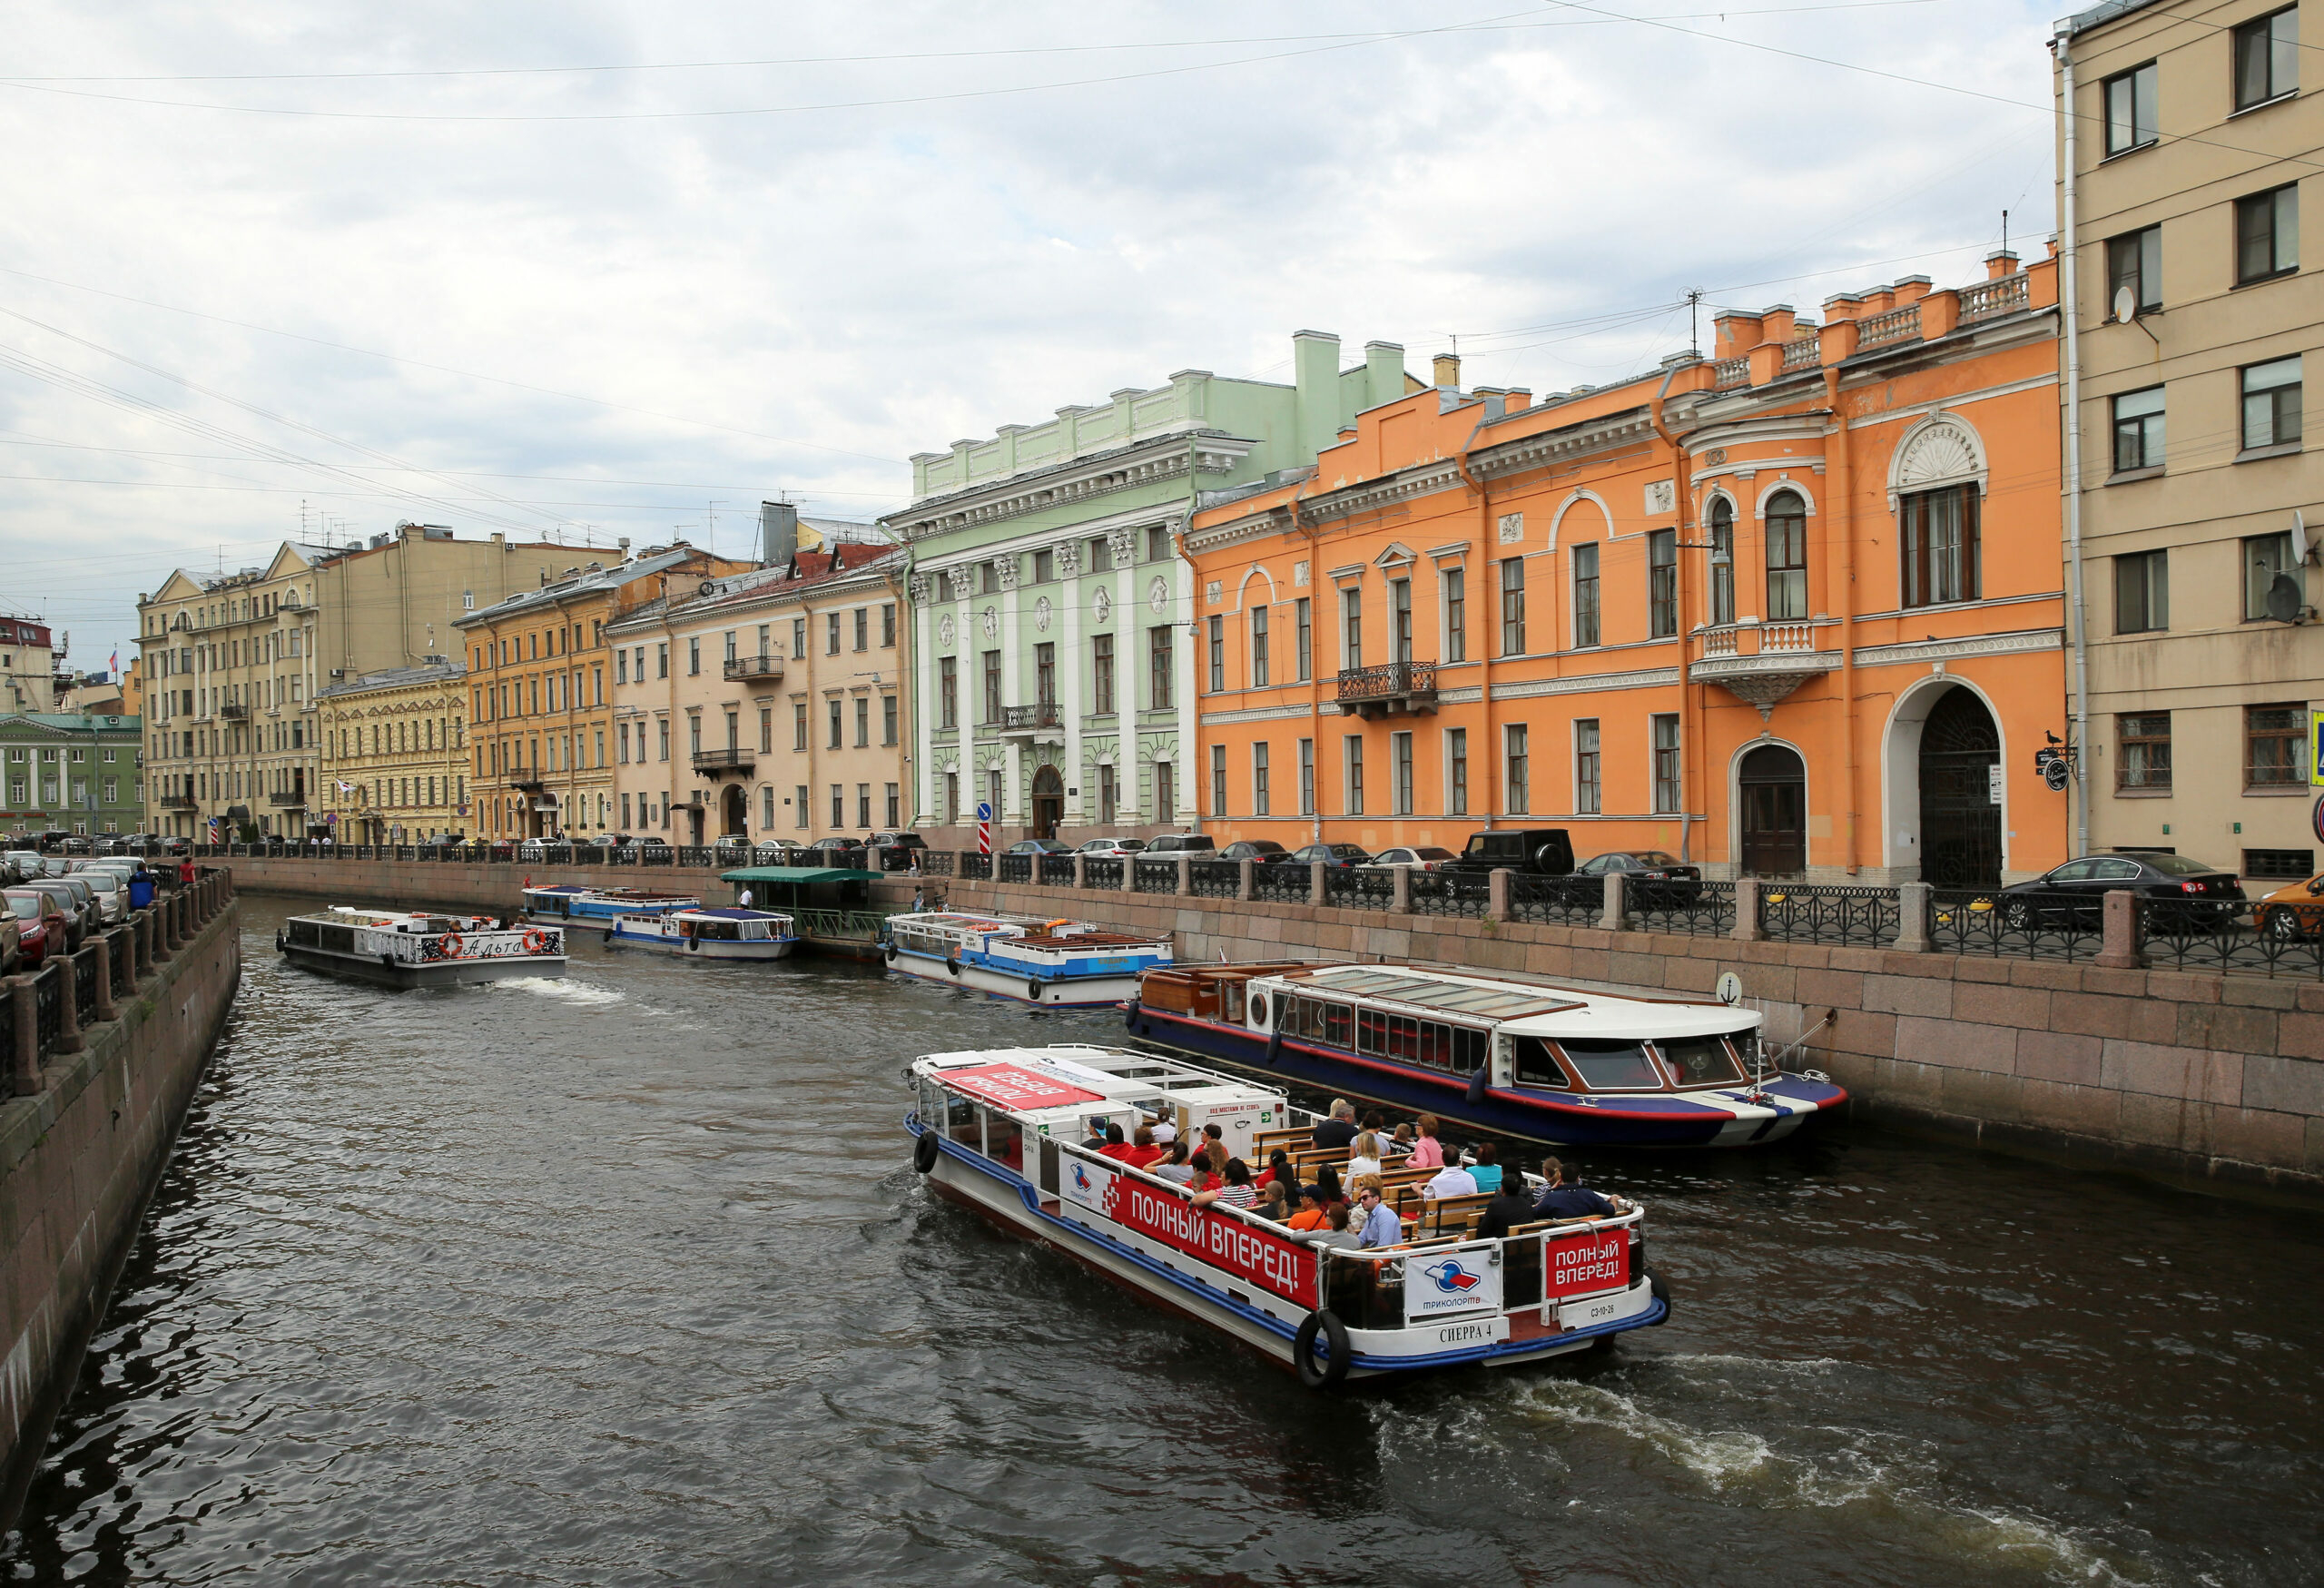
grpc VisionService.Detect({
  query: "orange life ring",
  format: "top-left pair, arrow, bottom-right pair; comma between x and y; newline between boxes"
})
523,929 -> 553,956
439,932 -> 464,960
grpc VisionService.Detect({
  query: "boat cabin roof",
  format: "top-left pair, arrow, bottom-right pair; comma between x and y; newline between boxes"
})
915,1044 -> 1289,1126
891,910 -> 1047,932
308,907 -> 488,933
681,907 -> 793,922
1248,962 -> 1760,1039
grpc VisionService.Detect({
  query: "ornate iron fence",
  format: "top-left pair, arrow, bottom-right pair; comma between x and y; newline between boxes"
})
920,852 -> 956,877
33,962 -> 63,1058
791,907 -> 891,942
1758,883 -> 1901,947
1506,874 -> 1599,926
111,930 -> 134,998
73,948 -> 98,1024
1412,871 -> 1492,919
1631,880 -> 1737,937
2140,896 -> 2324,978
1189,860 -> 1240,899
1253,864 -> 1312,903
1324,868 -> 1395,910
1081,857 -> 1123,889
1038,853 -> 1076,886
1132,858 -> 1177,893
1930,888 -> 2099,962
958,853 -> 992,881
999,854 -> 1033,883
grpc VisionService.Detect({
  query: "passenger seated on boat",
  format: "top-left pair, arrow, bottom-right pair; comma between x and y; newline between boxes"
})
1097,1123 -> 1137,1164
1194,1122 -> 1226,1164
1466,1143 -> 1503,1194
1355,1186 -> 1403,1249
1347,1132 -> 1384,1179
1312,1100 -> 1357,1150
1406,1115 -> 1446,1169
1360,1109 -> 1389,1138
1151,1142 -> 1196,1186
1531,1158 -> 1621,1220
1149,1117 -> 1177,1146
1306,1204 -> 1361,1252
1422,1160 -> 1479,1200
1122,1126 -> 1166,1170
1286,1188 -> 1329,1232
1306,1162 -> 1346,1211
1251,1179 -> 1290,1222
1390,1122 -> 1415,1152
1475,1177 -> 1535,1240
1256,1148 -> 1296,1189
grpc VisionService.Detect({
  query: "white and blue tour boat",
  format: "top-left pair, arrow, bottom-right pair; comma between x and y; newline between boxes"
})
883,911 -> 1173,1007
278,907 -> 566,988
521,883 -> 701,932
908,1043 -> 1669,1386
1125,962 -> 1846,1149
607,906 -> 798,961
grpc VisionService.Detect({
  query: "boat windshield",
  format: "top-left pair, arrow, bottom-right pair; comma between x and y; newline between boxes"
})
1559,1040 -> 1662,1090
1656,1035 -> 1747,1087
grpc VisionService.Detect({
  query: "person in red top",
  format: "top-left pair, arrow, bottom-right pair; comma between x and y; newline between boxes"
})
1096,1123 -> 1139,1163
1255,1149 -> 1297,1189
1405,1114 -> 1446,1169
1121,1125 -> 1167,1170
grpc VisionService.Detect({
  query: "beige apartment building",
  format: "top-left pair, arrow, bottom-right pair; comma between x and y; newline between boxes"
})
136,528 -> 587,840
315,658 -> 470,842
2057,0 -> 2324,883
0,616 -> 59,715
607,532 -> 906,845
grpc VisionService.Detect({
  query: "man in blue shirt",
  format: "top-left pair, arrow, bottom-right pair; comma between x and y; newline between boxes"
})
1355,1186 -> 1403,1248
1531,1157 -> 1621,1220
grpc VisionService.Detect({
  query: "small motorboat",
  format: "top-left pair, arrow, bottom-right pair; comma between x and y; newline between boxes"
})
607,906 -> 797,961
277,907 -> 566,988
883,910 -> 1173,1007
521,883 -> 700,932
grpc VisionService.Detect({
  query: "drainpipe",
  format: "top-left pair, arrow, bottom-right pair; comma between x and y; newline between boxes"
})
2057,36 -> 2093,860
1452,416 -> 1496,833
1823,372 -> 1861,873
1289,487 -> 1326,846
1645,365 -> 1697,864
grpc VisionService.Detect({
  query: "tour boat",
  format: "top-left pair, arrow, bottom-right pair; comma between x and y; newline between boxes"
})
1125,962 -> 1846,1149
907,1043 -> 1669,1386
883,910 -> 1174,1007
607,906 -> 798,961
521,883 -> 700,932
277,907 -> 566,988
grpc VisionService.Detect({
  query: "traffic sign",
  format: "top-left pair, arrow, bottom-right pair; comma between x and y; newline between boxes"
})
977,801 -> 993,857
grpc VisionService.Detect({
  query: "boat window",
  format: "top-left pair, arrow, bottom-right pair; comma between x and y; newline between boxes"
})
1356,1008 -> 1387,1056
920,1077 -> 943,1126
1450,1025 -> 1490,1075
1386,1012 -> 1420,1063
1225,981 -> 1246,1022
1658,1035 -> 1747,1087
1513,1036 -> 1569,1088
981,1106 -> 1023,1171
701,921 -> 740,940
946,1090 -> 980,1149
1558,1040 -> 1663,1090
1322,1001 -> 1353,1048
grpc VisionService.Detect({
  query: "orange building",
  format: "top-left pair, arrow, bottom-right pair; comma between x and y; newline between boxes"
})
1187,250 -> 2069,884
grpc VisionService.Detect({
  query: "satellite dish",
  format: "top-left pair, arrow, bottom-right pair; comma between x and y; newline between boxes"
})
2112,285 -> 2137,323
2265,573 -> 2303,623
2295,510 -> 2309,566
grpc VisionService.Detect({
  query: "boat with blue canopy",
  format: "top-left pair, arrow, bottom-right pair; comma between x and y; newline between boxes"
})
882,910 -> 1173,1007
608,906 -> 797,961
521,883 -> 700,932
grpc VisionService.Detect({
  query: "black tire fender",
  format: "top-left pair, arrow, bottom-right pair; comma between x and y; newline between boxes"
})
1265,1028 -> 1285,1068
1464,1068 -> 1490,1107
1294,1308 -> 1350,1389
1649,1270 -> 1673,1324
946,954 -> 961,978
913,1130 -> 941,1174
1028,978 -> 1043,1001
1123,996 -> 1140,1030
883,942 -> 899,962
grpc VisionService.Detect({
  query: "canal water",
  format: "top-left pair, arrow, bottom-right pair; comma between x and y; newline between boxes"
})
5,897 -> 2319,1586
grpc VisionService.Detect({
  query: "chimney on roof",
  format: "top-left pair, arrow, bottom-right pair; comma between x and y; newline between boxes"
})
761,501 -> 800,567
1432,352 -> 1461,390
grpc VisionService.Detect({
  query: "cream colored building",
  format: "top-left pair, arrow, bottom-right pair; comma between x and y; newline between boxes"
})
2057,0 -> 2324,882
316,659 -> 470,842
0,615 -> 58,715
608,533 -> 906,845
137,527 -> 586,840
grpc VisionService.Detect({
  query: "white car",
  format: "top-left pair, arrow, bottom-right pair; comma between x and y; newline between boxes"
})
75,871 -> 128,923
1364,845 -> 1460,871
1074,837 -> 1147,858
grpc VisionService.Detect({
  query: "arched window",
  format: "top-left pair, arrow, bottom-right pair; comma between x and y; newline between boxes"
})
1765,490 -> 1808,620
1709,498 -> 1736,626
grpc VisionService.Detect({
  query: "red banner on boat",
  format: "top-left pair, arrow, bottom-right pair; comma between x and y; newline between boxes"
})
940,1063 -> 1106,1111
1101,1173 -> 1318,1307
1545,1226 -> 1630,1298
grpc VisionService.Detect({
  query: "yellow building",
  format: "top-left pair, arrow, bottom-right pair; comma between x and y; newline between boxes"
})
316,659 -> 470,842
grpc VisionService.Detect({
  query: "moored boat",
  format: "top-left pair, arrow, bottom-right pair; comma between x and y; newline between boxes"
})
1126,962 -> 1846,1149
882,910 -> 1173,1007
607,906 -> 797,961
277,907 -> 566,988
908,1043 -> 1669,1385
521,883 -> 700,932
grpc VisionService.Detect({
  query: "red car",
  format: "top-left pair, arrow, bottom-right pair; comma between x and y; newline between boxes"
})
4,887 -> 60,970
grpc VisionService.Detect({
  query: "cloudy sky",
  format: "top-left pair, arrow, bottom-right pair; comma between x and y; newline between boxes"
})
0,0 -> 2059,677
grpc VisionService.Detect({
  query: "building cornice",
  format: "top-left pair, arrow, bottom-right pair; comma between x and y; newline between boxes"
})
883,431 -> 1253,542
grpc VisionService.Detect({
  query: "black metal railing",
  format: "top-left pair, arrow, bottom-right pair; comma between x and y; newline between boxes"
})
920,851 -> 956,877
1506,874 -> 1599,925
723,656 -> 783,682
1189,860 -> 1240,899
1631,879 -> 1738,937
1759,883 -> 1901,947
111,930 -> 133,998
33,962 -> 63,1055
1929,889 -> 2099,962
1082,857 -> 1123,889
958,853 -> 991,881
1324,868 -> 1395,908
2140,896 -> 2324,978
999,854 -> 1033,883
1412,871 -> 1493,919
1253,863 -> 1311,903
691,748 -> 756,775
73,947 -> 98,1023
1037,853 -> 1075,885
1000,703 -> 1062,733
1133,858 -> 1177,894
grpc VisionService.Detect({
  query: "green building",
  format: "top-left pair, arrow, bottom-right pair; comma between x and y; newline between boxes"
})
0,712 -> 145,840
884,330 -> 1415,843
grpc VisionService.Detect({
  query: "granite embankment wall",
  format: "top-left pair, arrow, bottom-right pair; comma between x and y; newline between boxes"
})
0,877 -> 241,1523
934,875 -> 2324,1202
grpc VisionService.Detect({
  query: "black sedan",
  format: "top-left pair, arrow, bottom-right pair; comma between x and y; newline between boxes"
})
1576,849 -> 1703,906
1993,853 -> 2245,932
1220,840 -> 1291,864
1285,843 -> 1373,869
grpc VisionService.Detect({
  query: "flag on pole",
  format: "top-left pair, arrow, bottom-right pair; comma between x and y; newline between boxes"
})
108,647 -> 118,678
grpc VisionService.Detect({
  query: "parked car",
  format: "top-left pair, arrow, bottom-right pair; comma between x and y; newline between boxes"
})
1448,828 -> 1576,876
751,840 -> 809,865
1076,836 -> 1148,858
0,902 -> 17,973
155,834 -> 190,855
1004,838 -> 1073,856
866,831 -> 930,871
2,851 -> 39,883
1994,852 -> 2245,932
1218,840 -> 1289,865
61,833 -> 93,855
711,833 -> 755,856
1285,843 -> 1374,869
1364,845 -> 1459,872
1143,833 -> 1216,856
74,871 -> 127,923
4,889 -> 59,970
803,835 -> 870,867
20,880 -> 90,949
1575,849 -> 1703,905
2255,870 -> 2324,940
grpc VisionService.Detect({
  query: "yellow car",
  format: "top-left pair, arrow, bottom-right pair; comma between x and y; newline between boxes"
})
2255,872 -> 2324,940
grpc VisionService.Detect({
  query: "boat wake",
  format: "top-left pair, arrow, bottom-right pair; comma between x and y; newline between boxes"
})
498,976 -> 624,1005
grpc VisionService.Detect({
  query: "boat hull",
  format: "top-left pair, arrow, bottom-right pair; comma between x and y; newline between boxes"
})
280,943 -> 566,988
606,927 -> 796,961
1129,1004 -> 1841,1149
889,948 -> 1144,1008
911,1118 -> 1663,1378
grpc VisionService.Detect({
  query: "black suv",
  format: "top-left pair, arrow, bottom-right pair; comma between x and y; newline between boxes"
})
865,831 -> 929,871
1448,828 -> 1575,875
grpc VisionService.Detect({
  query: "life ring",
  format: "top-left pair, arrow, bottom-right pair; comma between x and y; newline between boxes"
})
439,932 -> 464,960
522,929 -> 553,956
1294,1308 -> 1350,1389
913,1130 -> 941,1174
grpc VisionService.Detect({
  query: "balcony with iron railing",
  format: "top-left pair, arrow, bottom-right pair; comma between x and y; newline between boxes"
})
509,775 -> 546,792
692,745 -> 757,775
1335,660 -> 1439,719
724,655 -> 783,684
218,702 -> 249,721
1689,620 -> 1838,714
998,702 -> 1062,737
160,793 -> 198,810
267,790 -> 307,807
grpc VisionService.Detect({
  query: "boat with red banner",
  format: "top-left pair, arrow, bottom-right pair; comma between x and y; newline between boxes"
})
906,1043 -> 1669,1386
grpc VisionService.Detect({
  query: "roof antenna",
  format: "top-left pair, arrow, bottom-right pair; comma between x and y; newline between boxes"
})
2001,208 -> 2010,260
1689,289 -> 1703,356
